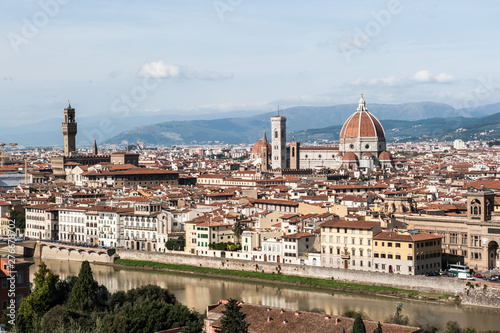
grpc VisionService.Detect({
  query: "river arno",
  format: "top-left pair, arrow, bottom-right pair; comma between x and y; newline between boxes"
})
28,258 -> 500,331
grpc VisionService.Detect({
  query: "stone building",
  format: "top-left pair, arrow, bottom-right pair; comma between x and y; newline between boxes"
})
320,219 -> 380,270
396,191 -> 500,271
372,230 -> 442,275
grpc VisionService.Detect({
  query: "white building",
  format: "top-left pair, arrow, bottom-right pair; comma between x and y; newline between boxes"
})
58,206 -> 87,244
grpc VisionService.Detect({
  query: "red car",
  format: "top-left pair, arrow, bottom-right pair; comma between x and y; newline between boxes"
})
474,273 -> 483,278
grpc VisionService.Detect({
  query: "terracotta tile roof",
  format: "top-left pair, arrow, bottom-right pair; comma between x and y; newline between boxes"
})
207,302 -> 421,333
373,231 -> 442,242
320,219 -> 379,230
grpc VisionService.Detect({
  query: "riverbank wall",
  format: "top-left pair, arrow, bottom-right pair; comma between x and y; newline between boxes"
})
36,241 -> 116,263
116,249 -> 466,295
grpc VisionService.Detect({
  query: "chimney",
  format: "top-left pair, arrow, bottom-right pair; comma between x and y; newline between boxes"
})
280,309 -> 285,314
325,315 -> 331,320
283,320 -> 287,324
267,317 -> 272,322
294,311 -> 300,316
335,318 -> 340,324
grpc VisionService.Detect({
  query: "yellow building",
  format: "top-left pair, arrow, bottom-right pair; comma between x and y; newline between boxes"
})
320,219 -> 381,271
372,230 -> 441,275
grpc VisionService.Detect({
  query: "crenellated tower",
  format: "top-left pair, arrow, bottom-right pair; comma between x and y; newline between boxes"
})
62,101 -> 77,156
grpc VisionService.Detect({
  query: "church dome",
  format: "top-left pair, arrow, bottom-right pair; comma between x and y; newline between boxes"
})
379,151 -> 392,161
342,152 -> 358,161
251,130 -> 271,155
340,94 -> 385,140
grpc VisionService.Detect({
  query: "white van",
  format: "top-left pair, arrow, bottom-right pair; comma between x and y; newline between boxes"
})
458,272 -> 474,280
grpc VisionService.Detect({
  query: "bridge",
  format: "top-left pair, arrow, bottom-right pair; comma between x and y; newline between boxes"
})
0,240 -> 116,263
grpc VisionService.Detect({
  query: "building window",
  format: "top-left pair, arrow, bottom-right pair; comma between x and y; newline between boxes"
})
395,243 -> 401,248
388,242 -> 392,247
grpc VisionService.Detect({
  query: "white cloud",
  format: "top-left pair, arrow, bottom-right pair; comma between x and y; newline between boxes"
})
139,61 -> 180,78
347,76 -> 402,87
412,70 -> 457,83
138,61 -> 233,81
347,70 -> 457,87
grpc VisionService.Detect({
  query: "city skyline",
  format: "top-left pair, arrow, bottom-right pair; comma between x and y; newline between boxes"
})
1,1 -> 499,128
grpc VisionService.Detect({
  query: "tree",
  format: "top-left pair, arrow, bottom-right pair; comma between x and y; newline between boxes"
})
444,321 -> 461,333
374,322 -> 382,333
16,262 -> 60,332
232,221 -> 244,244
8,208 -> 25,230
67,261 -> 99,312
464,328 -> 477,333
216,299 -> 249,333
351,315 -> 366,333
166,236 -> 186,251
386,302 -> 409,325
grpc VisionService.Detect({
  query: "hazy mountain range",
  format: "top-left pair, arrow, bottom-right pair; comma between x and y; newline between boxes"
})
1,102 -> 500,146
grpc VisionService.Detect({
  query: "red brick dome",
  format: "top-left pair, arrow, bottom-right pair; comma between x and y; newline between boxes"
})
341,152 -> 358,161
379,151 -> 392,161
340,95 -> 385,140
251,130 -> 271,155
251,140 -> 271,154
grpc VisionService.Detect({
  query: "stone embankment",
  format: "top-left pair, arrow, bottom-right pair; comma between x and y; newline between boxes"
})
117,249 -> 465,295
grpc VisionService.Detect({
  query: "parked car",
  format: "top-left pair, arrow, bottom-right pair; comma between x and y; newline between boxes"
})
487,275 -> 499,281
458,272 -> 474,280
474,273 -> 484,279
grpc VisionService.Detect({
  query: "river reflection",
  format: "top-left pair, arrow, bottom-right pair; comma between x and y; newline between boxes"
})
28,258 -> 500,331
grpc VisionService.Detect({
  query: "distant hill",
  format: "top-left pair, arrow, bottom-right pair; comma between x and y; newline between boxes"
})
106,102 -> 500,145
292,113 -> 500,143
2,101 -> 500,146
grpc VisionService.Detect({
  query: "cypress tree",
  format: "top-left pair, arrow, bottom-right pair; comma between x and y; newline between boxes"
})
66,261 -> 98,312
351,315 -> 366,333
374,321 -> 382,333
216,299 -> 249,333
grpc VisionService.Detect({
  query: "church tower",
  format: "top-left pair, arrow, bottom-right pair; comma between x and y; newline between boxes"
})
271,113 -> 287,169
289,142 -> 300,169
62,101 -> 77,157
260,130 -> 269,171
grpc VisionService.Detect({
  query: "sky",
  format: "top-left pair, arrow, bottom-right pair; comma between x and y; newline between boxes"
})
1,0 -> 499,127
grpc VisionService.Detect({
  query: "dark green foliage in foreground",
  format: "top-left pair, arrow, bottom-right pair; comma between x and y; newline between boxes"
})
6,262 -> 203,333
373,322 -> 382,333
351,315 -> 366,333
67,261 -> 101,312
216,298 -> 249,333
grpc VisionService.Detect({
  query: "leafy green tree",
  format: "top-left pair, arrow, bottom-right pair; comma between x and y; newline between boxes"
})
16,262 -> 60,332
464,328 -> 477,333
374,322 -> 382,333
216,299 -> 249,333
67,261 -> 99,312
386,302 -> 409,325
166,236 -> 186,251
351,315 -> 366,333
444,321 -> 461,333
40,305 -> 83,333
8,208 -> 25,230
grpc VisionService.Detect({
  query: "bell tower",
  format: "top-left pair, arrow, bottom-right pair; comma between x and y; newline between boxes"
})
62,101 -> 77,157
271,112 -> 287,170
